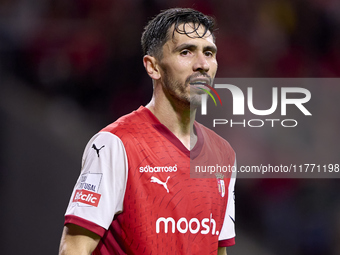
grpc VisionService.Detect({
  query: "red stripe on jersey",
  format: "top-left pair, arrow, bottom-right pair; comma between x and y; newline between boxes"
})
219,237 -> 236,247
65,215 -> 106,237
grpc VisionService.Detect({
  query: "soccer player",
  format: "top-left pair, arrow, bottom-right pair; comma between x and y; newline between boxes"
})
59,8 -> 236,255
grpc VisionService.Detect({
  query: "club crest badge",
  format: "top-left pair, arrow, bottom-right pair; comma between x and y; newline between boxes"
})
215,173 -> 225,197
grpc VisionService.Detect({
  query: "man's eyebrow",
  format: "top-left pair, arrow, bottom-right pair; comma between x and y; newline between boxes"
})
204,45 -> 217,53
173,43 -> 197,52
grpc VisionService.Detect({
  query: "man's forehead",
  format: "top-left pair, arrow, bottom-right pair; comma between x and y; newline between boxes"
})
167,23 -> 215,46
175,23 -> 213,37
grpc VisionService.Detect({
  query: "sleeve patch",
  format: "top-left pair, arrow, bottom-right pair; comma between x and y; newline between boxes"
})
72,173 -> 103,207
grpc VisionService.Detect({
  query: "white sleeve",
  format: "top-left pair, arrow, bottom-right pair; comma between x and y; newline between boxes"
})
65,131 -> 128,230
218,159 -> 236,241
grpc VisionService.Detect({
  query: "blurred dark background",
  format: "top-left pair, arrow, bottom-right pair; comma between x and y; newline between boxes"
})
1,0 -> 340,254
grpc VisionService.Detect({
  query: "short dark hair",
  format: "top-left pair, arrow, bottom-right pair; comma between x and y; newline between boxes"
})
141,8 -> 216,59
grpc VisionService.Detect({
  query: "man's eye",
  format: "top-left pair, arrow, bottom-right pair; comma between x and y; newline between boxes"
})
205,51 -> 213,57
180,50 -> 190,55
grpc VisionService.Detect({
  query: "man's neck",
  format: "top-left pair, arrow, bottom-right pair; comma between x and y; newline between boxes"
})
146,95 -> 197,150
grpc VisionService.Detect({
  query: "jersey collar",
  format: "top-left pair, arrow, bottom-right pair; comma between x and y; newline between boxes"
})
136,106 -> 203,159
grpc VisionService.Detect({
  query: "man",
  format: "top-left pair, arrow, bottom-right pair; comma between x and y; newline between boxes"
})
59,8 -> 236,255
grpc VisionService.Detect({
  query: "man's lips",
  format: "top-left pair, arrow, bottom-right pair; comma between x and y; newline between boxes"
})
189,77 -> 211,86
189,81 -> 209,94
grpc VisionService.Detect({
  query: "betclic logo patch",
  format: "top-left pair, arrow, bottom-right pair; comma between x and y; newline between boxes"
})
73,173 -> 103,207
73,189 -> 101,207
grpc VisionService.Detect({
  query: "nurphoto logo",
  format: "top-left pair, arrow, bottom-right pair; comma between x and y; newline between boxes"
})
198,84 -> 222,111
199,80 -> 312,128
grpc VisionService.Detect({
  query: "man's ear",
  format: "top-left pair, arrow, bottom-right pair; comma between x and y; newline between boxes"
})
143,55 -> 161,80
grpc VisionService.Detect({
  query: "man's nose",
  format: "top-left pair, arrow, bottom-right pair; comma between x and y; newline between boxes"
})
193,52 -> 209,72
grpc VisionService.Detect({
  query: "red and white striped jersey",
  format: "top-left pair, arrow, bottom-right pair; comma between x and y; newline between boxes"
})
64,106 -> 236,254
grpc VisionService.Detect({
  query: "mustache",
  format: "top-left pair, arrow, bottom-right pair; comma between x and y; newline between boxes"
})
186,72 -> 212,85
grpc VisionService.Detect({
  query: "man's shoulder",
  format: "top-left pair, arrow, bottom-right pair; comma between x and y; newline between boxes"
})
101,111 -> 138,132
100,106 -> 154,137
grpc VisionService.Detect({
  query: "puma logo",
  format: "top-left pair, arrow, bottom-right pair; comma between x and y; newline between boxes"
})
150,176 -> 170,193
92,144 -> 105,157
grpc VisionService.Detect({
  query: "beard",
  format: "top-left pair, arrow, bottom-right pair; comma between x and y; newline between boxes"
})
162,70 -> 213,110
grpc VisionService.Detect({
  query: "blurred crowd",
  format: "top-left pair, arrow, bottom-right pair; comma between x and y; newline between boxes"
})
1,0 -> 340,120
1,0 -> 340,254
